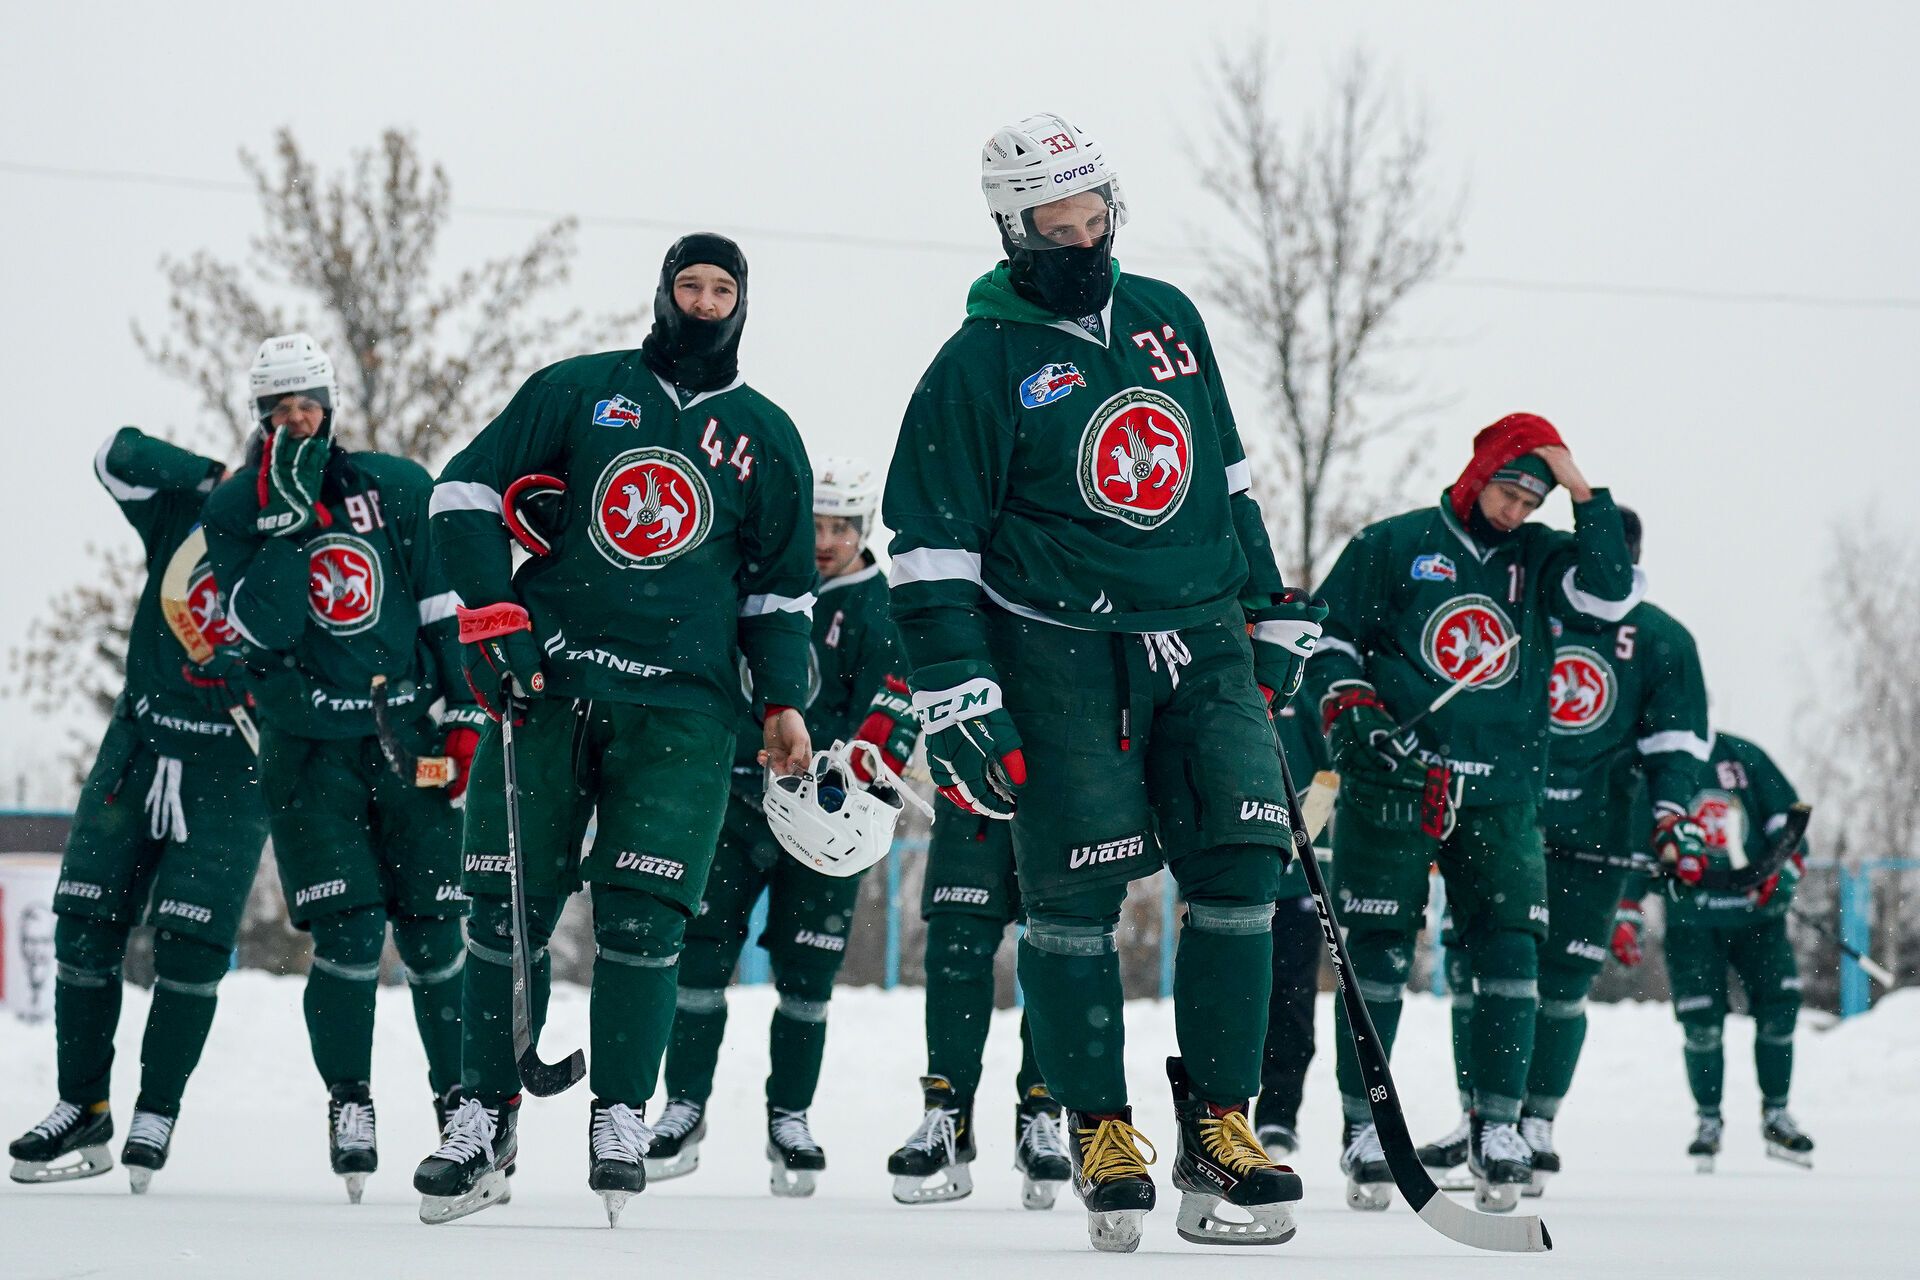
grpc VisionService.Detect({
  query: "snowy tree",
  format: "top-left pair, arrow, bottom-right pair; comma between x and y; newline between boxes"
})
1195,43 -> 1463,585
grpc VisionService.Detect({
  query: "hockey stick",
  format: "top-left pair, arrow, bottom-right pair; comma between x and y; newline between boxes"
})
1676,803 -> 1811,893
1273,745 -> 1551,1253
369,675 -> 454,788
157,525 -> 259,754
499,678 -> 584,1096
1789,905 -> 1896,987
1376,632 -> 1521,759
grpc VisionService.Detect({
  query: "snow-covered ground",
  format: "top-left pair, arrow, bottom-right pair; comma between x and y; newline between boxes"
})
3,975 -> 1915,1277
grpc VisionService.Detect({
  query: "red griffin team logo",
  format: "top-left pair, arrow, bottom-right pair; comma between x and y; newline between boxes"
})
1548,645 -> 1616,735
306,534 -> 383,636
1691,793 -> 1737,851
1420,595 -> 1518,690
589,448 -> 713,569
1076,388 -> 1194,528
186,561 -> 238,647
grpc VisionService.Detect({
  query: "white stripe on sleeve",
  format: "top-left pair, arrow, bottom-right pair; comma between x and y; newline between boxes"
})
428,480 -> 504,519
417,590 -> 462,626
1638,729 -> 1712,761
1225,459 -> 1252,496
890,547 -> 983,587
1314,635 -> 1363,663
740,591 -> 816,619
1561,565 -> 1647,623
94,435 -> 157,502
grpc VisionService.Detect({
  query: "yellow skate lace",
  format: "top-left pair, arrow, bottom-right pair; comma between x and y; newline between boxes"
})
1199,1108 -> 1278,1176
1076,1117 -> 1158,1184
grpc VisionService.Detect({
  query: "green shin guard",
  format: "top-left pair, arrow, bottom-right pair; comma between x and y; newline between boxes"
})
1524,962 -> 1594,1119
53,917 -> 128,1106
588,885 -> 687,1106
665,985 -> 728,1103
137,931 -> 229,1115
1334,932 -> 1411,1122
1017,917 -> 1127,1114
1445,946 -> 1474,1111
923,913 -> 1004,1102
395,917 -> 467,1097
303,907 -> 386,1088
1467,929 -> 1538,1124
1682,1021 -> 1725,1115
1754,1007 -> 1798,1109
462,893 -> 559,1100
768,979 -> 833,1112
1174,900 -> 1275,1103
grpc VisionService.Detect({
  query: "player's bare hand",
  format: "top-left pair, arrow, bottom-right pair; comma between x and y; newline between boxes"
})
1532,445 -> 1594,503
759,707 -> 812,776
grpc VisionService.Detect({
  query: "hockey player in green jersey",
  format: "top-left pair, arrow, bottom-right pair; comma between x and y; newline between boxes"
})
884,114 -> 1324,1253
1648,729 -> 1814,1171
1307,413 -> 1639,1213
9,430 -> 267,1194
1416,507 -> 1710,1196
645,457 -> 920,1197
413,234 -> 816,1227
201,334 -> 479,1203
885,808 -> 1069,1210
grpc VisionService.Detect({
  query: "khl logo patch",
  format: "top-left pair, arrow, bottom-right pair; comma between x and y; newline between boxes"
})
1410,553 -> 1457,583
1018,362 -> 1087,409
589,448 -> 713,569
1076,388 -> 1194,528
592,394 -> 644,428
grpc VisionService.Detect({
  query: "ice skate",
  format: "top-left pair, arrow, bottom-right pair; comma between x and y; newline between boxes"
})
1688,1114 -> 1723,1173
1256,1121 -> 1299,1161
887,1075 -> 974,1204
1762,1108 -> 1814,1169
588,1099 -> 652,1227
1519,1113 -> 1558,1198
122,1108 -> 175,1194
1417,1111 -> 1474,1191
1013,1085 -> 1070,1210
643,1097 -> 706,1181
432,1084 -> 463,1136
9,1101 -> 114,1184
1468,1114 -> 1532,1213
1340,1120 -> 1392,1211
1164,1058 -> 1299,1246
327,1082 -> 378,1204
1065,1106 -> 1157,1253
415,1096 -> 518,1225
766,1106 -> 825,1197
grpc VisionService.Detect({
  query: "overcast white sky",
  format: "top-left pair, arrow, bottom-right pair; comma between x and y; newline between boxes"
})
3,1 -> 1916,804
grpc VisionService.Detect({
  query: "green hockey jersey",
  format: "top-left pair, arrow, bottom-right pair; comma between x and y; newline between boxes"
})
1308,492 -> 1640,807
431,349 -> 814,725
1667,731 -> 1808,925
1543,601 -> 1710,857
203,443 -> 476,741
884,264 -> 1288,679
92,428 -> 251,761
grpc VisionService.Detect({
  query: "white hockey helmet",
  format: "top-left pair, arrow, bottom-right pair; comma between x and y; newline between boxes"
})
248,332 -> 336,427
813,456 -> 881,535
764,740 -> 930,878
980,113 -> 1129,251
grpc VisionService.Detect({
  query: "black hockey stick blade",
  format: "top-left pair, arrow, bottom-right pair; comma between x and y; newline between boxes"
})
1687,802 -> 1811,892
1274,746 -> 1551,1253
369,675 -> 413,782
516,1043 -> 586,1097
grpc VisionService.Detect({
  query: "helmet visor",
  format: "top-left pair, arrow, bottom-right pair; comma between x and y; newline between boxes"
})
1006,183 -> 1126,251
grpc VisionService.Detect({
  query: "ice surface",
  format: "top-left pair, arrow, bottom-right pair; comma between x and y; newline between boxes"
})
3,976 -> 1915,1277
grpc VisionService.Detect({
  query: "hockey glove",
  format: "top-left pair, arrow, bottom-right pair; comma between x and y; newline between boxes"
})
1249,589 -> 1327,710
503,473 -> 567,557
1610,900 -> 1644,967
1653,808 -> 1711,886
849,674 -> 918,783
1750,852 -> 1806,907
912,661 -> 1026,819
456,602 -> 545,720
1322,682 -> 1415,782
442,726 -> 480,802
256,424 -> 331,538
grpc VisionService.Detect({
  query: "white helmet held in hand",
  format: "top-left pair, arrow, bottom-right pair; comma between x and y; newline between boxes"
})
764,740 -> 931,878
980,112 -> 1128,251
813,456 -> 881,536
248,332 -> 336,427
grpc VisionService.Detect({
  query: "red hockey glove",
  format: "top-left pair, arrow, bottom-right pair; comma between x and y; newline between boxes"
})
1610,900 -> 1645,967
1656,809 -> 1711,886
457,602 -> 544,721
1750,852 -> 1806,907
442,726 -> 480,802
849,674 -> 916,782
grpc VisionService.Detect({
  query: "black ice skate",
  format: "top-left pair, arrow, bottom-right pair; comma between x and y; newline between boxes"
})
1519,1113 -> 1559,1198
327,1082 -> 378,1204
1165,1058 -> 1300,1246
122,1108 -> 176,1194
767,1106 -> 825,1197
887,1075 -> 975,1205
1340,1119 -> 1392,1211
9,1100 -> 113,1184
1762,1108 -> 1814,1169
415,1095 -> 518,1225
1255,1121 -> 1300,1160
1688,1114 -> 1723,1173
1013,1085 -> 1071,1211
588,1099 -> 653,1227
643,1097 -> 706,1181
1416,1111 -> 1474,1191
1468,1114 -> 1532,1214
432,1084 -> 463,1136
1065,1106 -> 1157,1254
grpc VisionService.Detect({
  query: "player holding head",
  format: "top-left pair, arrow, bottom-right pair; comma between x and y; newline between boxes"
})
9,429 -> 265,1194
1307,416 -> 1639,1212
884,114 -> 1324,1252
413,233 -> 816,1225
198,334 -> 480,1203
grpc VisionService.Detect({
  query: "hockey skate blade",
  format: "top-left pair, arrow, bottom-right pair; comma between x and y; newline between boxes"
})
1765,1144 -> 1813,1170
419,1169 -> 510,1225
10,1145 -> 112,1184
1021,1174 -> 1063,1211
890,1165 -> 972,1205
768,1166 -> 819,1198
342,1172 -> 368,1205
128,1166 -> 154,1195
1474,1179 -> 1521,1214
1693,1155 -> 1716,1174
1414,1185 -> 1552,1253
600,1189 -> 634,1228
1175,1192 -> 1296,1246
1521,1169 -> 1551,1199
1088,1208 -> 1147,1254
1345,1177 -> 1392,1211
643,1146 -> 700,1181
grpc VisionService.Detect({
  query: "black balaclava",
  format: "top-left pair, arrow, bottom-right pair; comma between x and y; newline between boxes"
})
640,233 -> 748,393
1619,505 -> 1643,565
1001,225 -> 1115,318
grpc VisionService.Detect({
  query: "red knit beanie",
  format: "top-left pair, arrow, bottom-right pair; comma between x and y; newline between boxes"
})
1448,413 -> 1564,522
